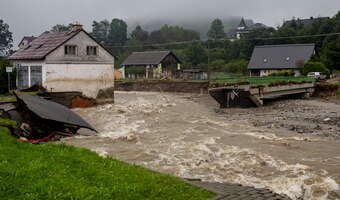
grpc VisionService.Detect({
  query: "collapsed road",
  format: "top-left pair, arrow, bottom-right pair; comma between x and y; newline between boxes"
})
0,92 -> 96,143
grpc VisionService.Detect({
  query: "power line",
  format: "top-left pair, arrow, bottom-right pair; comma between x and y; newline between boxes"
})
104,32 -> 340,48
243,32 -> 340,41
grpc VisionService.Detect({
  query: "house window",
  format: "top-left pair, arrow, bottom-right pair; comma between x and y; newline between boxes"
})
64,45 -> 77,55
86,46 -> 98,56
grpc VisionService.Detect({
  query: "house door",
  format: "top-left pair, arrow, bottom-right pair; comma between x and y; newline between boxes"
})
17,66 -> 29,89
30,66 -> 42,86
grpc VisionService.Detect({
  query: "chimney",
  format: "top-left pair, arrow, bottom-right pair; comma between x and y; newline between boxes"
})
71,23 -> 83,31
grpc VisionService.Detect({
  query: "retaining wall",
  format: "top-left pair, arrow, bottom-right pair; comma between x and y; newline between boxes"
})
115,80 -> 209,94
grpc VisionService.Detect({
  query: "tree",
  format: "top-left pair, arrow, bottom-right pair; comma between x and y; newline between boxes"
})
131,25 -> 148,42
91,20 -> 110,44
207,19 -> 225,40
149,30 -> 162,43
322,35 -> 340,71
224,59 -> 248,75
108,18 -> 127,46
241,27 -> 277,58
0,19 -> 13,55
148,25 -> 200,43
184,41 -> 207,66
50,24 -> 72,32
303,61 -> 330,76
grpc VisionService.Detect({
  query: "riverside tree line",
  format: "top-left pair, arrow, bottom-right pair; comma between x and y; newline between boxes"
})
0,11 -> 339,90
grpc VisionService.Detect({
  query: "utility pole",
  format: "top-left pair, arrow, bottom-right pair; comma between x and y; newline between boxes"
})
207,40 -> 210,82
6,66 -> 13,92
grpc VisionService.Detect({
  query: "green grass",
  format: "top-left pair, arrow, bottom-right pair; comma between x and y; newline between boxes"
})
0,118 -> 17,129
0,91 -> 41,103
0,127 -> 214,200
0,95 -> 16,103
116,79 -> 208,83
210,76 -> 315,87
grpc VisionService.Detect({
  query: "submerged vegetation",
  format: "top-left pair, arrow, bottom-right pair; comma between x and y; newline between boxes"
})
0,127 -> 214,200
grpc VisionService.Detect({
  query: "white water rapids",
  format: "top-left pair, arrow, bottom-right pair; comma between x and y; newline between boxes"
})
63,91 -> 340,200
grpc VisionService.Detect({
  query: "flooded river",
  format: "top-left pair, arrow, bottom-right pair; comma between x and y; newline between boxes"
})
63,91 -> 340,200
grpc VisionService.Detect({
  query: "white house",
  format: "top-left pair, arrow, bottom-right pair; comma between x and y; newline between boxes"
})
9,25 -> 115,98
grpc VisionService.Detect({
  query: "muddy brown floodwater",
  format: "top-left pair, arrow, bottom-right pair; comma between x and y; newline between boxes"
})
62,91 -> 340,200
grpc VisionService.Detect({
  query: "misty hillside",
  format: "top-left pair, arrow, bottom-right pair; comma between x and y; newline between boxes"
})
126,16 -> 255,39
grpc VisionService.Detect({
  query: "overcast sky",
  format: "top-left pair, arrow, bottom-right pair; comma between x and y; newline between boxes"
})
1,0 -> 339,46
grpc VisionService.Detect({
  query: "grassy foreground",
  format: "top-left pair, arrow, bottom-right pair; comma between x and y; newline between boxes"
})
0,127 -> 214,200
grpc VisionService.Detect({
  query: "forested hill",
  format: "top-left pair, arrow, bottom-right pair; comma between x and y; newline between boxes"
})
127,17 -> 254,39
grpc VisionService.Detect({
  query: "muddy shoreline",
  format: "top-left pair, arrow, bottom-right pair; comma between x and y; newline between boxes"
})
216,98 -> 340,139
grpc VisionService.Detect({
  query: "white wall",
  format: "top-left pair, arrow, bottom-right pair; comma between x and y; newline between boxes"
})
43,63 -> 114,98
260,69 -> 301,77
45,31 -> 114,64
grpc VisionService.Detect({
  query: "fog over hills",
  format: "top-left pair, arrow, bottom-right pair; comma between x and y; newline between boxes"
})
126,16 -> 255,39
2,0 -> 338,45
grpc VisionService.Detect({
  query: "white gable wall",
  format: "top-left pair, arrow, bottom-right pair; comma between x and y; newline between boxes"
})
43,31 -> 114,98
45,31 -> 114,64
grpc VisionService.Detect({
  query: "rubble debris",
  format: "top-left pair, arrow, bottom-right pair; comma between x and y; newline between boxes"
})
20,84 -> 46,93
313,82 -> 339,97
70,96 -> 97,108
0,92 -> 96,144
37,91 -> 83,107
96,87 -> 115,104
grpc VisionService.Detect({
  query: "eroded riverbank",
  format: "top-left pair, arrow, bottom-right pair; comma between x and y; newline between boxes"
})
62,91 -> 340,200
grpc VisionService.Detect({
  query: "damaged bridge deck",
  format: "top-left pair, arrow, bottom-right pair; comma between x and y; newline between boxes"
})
209,83 -> 314,108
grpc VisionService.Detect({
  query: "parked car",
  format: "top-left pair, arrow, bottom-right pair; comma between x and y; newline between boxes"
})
307,72 -> 327,81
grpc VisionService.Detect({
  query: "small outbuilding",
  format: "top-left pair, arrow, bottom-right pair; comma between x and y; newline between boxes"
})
122,51 -> 181,79
248,44 -> 315,77
180,69 -> 207,80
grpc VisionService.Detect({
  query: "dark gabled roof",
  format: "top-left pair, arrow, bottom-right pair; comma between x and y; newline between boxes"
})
238,18 -> 247,28
9,29 -> 115,60
283,17 -> 330,27
249,23 -> 266,30
18,36 -> 37,47
248,44 -> 315,70
122,51 -> 181,66
9,30 -> 81,60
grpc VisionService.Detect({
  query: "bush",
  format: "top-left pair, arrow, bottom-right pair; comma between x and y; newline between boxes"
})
223,59 -> 248,75
125,66 -> 146,74
303,61 -> 330,76
269,70 -> 295,77
210,59 -> 226,71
